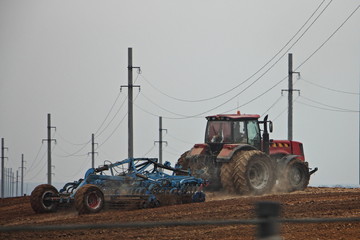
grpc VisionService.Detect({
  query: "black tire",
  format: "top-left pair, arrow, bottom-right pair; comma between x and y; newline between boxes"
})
281,159 -> 310,192
30,184 -> 59,213
75,184 -> 104,214
232,150 -> 276,195
188,155 -> 221,190
220,160 -> 236,193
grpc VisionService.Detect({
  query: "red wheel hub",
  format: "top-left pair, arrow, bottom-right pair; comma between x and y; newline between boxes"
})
87,192 -> 101,209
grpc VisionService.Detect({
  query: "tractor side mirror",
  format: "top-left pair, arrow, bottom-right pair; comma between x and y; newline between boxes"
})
269,121 -> 273,133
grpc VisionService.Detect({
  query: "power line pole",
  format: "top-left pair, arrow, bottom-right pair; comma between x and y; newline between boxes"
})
282,53 -> 300,141
20,154 -> 25,196
9,169 -> 12,197
42,113 -> 56,185
88,134 -> 98,168
16,170 -> 18,197
155,117 -> 167,167
1,138 -> 8,198
121,48 -> 140,163
11,170 -> 14,197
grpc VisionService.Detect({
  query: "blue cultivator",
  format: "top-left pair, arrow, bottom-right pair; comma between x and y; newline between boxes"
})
30,158 -> 206,214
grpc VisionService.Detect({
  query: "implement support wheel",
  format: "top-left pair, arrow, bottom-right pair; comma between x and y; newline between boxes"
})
30,184 -> 59,213
75,184 -> 104,214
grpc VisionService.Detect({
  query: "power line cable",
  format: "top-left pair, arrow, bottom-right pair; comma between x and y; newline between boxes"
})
261,95 -> 284,117
299,95 -> 359,112
301,77 -> 359,95
95,96 -> 127,138
140,0 -> 333,119
56,132 -> 91,146
139,93 -> 190,118
96,92 -> 141,149
188,0 -> 357,116
141,144 -> 156,158
25,145 -> 56,180
296,100 -> 359,113
222,76 -> 288,114
52,143 -> 88,158
133,1 -> 355,120
139,0 -> 328,103
272,96 -> 301,122
27,144 -> 44,171
166,133 -> 195,145
95,73 -> 141,138
94,91 -> 122,135
295,3 -> 360,70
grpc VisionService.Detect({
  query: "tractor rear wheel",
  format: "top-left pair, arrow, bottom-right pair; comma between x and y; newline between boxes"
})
75,184 -> 104,214
220,160 -> 236,193
30,184 -> 59,213
281,159 -> 310,192
187,155 -> 221,190
176,151 -> 190,175
232,150 -> 276,195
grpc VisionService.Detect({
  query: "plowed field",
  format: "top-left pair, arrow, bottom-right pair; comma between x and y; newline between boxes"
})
1,187 -> 359,239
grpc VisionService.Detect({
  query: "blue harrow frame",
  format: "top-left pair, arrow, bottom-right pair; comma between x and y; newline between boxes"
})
30,158 -> 206,214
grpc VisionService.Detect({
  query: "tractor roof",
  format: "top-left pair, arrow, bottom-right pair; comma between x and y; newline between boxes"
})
206,111 -> 260,120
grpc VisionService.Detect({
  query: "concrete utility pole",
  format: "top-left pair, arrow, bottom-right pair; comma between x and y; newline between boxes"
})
20,154 -> 25,196
16,170 -> 18,197
282,53 -> 300,141
42,114 -> 56,185
89,134 -> 98,168
1,138 -> 8,198
155,117 -> 167,166
121,48 -> 140,162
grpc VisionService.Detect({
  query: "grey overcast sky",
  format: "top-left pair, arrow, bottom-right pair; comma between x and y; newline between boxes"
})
0,0 -> 359,191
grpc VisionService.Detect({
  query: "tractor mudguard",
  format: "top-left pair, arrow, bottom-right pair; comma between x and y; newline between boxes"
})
275,155 -> 318,176
216,144 -> 257,163
187,144 -> 209,158
275,154 -> 300,171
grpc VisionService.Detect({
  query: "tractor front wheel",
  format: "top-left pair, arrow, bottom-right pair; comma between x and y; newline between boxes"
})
281,159 -> 310,192
75,184 -> 104,214
30,184 -> 59,213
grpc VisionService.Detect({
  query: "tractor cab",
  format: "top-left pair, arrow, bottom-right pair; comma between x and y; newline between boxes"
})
205,112 -> 263,153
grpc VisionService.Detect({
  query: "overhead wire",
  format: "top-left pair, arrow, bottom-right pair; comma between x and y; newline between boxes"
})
298,95 -> 359,112
56,131 -> 91,146
195,1 -> 358,116
136,1 -> 335,119
94,91 -> 122,135
295,3 -> 360,71
25,145 -> 56,181
301,77 -> 360,95
25,144 -> 46,176
139,0 -> 328,104
141,144 -> 156,158
96,91 -> 141,149
296,101 -> 359,113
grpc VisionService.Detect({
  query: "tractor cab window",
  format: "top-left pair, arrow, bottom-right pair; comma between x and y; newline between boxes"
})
233,121 -> 247,143
247,120 -> 261,147
206,121 -> 232,143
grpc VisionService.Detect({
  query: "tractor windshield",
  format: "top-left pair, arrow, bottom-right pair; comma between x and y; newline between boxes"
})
206,121 -> 232,143
205,120 -> 261,147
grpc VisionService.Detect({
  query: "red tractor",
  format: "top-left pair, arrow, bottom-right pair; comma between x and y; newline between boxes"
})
177,111 -> 318,195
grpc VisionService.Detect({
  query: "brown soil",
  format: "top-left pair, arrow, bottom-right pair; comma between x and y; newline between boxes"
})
0,187 -> 359,239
